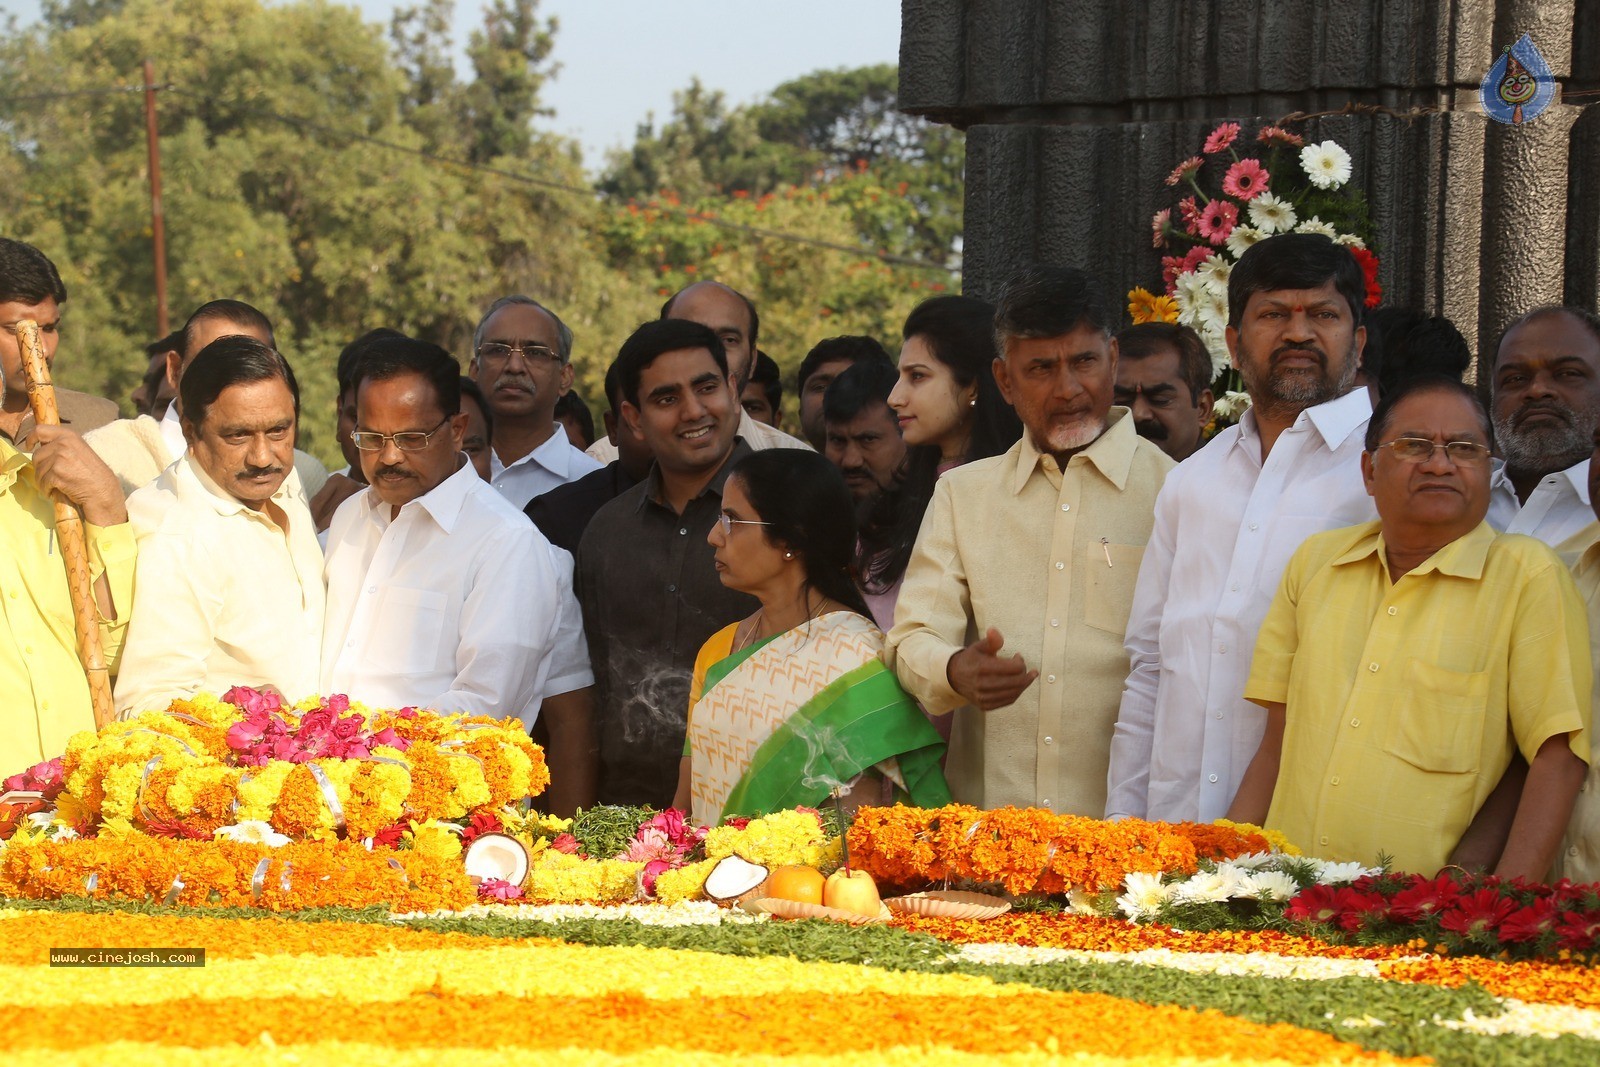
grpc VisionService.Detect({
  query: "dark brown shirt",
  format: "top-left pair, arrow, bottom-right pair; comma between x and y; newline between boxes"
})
575,440 -> 757,806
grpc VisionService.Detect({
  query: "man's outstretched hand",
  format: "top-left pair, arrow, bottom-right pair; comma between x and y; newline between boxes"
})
946,628 -> 1038,710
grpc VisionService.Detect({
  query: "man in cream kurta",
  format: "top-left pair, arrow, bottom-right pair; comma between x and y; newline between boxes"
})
116,455 -> 325,714
887,266 -> 1174,813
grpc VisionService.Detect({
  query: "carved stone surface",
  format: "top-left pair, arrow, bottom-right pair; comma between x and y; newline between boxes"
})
902,0 -> 1596,371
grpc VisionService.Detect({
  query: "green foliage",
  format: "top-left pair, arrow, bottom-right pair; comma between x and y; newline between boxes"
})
568,804 -> 659,861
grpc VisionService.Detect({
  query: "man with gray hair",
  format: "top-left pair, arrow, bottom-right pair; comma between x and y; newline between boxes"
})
471,295 -> 601,510
886,265 -> 1173,812
1487,305 -> 1600,547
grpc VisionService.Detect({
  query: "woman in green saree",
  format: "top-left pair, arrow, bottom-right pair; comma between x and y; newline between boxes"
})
672,450 -> 950,826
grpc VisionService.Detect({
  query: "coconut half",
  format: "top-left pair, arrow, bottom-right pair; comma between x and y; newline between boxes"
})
462,833 -> 531,886
702,855 -> 769,905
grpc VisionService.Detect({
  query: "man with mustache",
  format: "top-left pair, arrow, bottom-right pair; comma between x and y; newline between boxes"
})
470,296 -> 602,511
576,319 -> 757,806
322,335 -> 560,719
1107,233 -> 1379,824
1487,306 -> 1600,547
1228,376 -> 1589,882
1113,322 -> 1215,462
823,359 -> 906,505
116,337 -> 324,712
887,265 -> 1173,812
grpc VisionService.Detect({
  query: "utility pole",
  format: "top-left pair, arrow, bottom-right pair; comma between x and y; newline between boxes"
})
141,59 -> 170,337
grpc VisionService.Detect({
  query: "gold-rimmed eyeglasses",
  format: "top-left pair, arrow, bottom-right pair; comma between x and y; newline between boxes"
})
351,415 -> 453,452
476,341 -> 562,366
1377,437 -> 1492,465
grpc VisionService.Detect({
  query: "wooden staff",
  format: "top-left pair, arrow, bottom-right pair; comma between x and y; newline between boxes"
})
16,320 -> 115,728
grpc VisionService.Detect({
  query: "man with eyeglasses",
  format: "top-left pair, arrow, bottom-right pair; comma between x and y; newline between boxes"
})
1227,375 -> 1590,882
470,296 -> 601,511
321,334 -> 561,721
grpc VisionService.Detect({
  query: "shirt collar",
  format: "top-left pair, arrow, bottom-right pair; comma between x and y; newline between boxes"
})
177,452 -> 301,522
159,404 -> 188,459
0,436 -> 29,492
1331,519 -> 1497,580
362,457 -> 478,534
1234,387 -> 1371,457
1011,407 -> 1139,495
639,437 -> 752,514
489,423 -> 574,480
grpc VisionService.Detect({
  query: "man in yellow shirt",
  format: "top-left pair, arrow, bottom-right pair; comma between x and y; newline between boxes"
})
1228,375 -> 1590,880
0,238 -> 133,768
1554,426 -> 1600,883
886,265 -> 1174,813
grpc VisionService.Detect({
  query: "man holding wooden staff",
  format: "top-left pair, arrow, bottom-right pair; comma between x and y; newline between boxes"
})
0,238 -> 133,764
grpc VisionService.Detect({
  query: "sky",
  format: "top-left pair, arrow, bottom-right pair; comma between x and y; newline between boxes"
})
8,0 -> 905,169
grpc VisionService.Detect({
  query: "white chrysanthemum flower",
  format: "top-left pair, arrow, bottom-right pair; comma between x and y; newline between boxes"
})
214,820 -> 292,848
1245,870 -> 1301,902
1116,871 -> 1173,920
1212,390 -> 1252,421
1332,233 -> 1367,249
1172,870 -> 1233,904
52,825 -> 79,841
1295,216 -> 1338,238
1247,193 -> 1296,234
1314,860 -> 1369,886
25,812 -> 53,830
1196,253 -> 1232,287
1225,225 -> 1266,257
1067,889 -> 1106,916
1196,321 -> 1230,377
1226,851 -> 1274,871
1172,271 -> 1209,327
1301,139 -> 1352,189
1194,281 -> 1229,333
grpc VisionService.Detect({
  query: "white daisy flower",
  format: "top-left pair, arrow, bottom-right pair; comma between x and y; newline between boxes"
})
1199,323 -> 1231,378
1116,871 -> 1174,920
1295,216 -> 1338,238
1225,225 -> 1266,257
1172,870 -> 1233,904
214,820 -> 292,848
1313,860 -> 1369,886
1226,851 -> 1275,871
1247,193 -> 1296,234
1196,253 -> 1232,287
1332,233 -> 1367,248
1300,139 -> 1353,189
1212,390 -> 1252,421
1243,870 -> 1301,902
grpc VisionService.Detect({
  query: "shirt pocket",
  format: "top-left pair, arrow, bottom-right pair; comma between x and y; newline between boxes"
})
1390,659 -> 1488,775
1084,542 -> 1145,635
366,587 -> 450,675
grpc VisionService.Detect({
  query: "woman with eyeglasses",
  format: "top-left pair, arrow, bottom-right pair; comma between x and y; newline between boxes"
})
672,450 -> 951,825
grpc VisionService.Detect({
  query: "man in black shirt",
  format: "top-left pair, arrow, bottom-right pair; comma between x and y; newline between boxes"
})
576,319 -> 756,806
526,358 -> 652,555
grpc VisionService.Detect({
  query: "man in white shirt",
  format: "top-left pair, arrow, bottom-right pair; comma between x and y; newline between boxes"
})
116,337 -> 324,714
468,296 -> 601,510
322,335 -> 560,720
86,300 -> 327,500
1487,306 -> 1600,547
1106,233 -> 1378,824
586,281 -> 810,462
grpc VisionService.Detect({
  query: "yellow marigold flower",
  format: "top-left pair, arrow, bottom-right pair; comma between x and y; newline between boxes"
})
408,820 -> 464,862
653,858 -> 717,903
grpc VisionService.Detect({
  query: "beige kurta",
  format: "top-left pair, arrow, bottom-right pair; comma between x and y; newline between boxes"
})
885,409 -> 1174,814
1557,521 -> 1600,884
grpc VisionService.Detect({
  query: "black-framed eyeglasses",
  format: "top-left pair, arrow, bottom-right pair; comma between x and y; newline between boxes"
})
476,341 -> 562,367
1377,437 -> 1493,466
351,415 -> 453,452
716,513 -> 773,535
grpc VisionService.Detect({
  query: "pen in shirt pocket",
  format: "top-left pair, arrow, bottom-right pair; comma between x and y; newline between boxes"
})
1099,538 -> 1113,567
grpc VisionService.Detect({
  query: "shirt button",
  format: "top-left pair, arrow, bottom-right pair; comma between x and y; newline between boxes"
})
40,700 -> 49,711
1041,799 -> 1052,807
1368,662 -> 1379,673
1248,523 -> 1258,531
1054,561 -> 1064,570
1215,712 -> 1224,720
1060,504 -> 1070,512
1230,583 -> 1239,592
1049,619 -> 1059,628
1320,835 -> 1329,846
1386,606 -> 1397,616
1044,736 -> 1054,745
1218,645 -> 1226,654
1331,776 -> 1340,786
1572,846 -> 1581,857
367,586 -> 377,594
1208,773 -> 1218,783
1046,674 -> 1057,683
346,640 -> 355,648
1350,718 -> 1360,728
667,584 -> 678,593
678,528 -> 688,536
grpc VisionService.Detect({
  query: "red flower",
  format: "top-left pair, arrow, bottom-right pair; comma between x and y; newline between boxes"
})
1439,887 -> 1519,938
1203,122 -> 1241,154
1165,156 -> 1204,187
720,817 -> 751,831
143,816 -> 211,840
461,811 -> 504,844
550,833 -> 581,854
222,685 -> 282,717
4,757 -> 66,800
1177,195 -> 1202,234
1284,884 -> 1344,925
640,858 -> 674,896
1555,909 -> 1600,951
1499,899 -> 1559,943
1333,887 -> 1392,932
478,877 -> 524,901
1348,247 -> 1382,307
1197,200 -> 1238,246
1390,873 -> 1463,921
1256,126 -> 1305,148
370,822 -> 407,848
1221,159 -> 1270,201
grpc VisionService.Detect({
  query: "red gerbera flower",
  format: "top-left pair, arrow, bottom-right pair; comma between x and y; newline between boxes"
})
1196,200 -> 1238,246
1390,873 -> 1463,921
1555,909 -> 1600,952
1165,156 -> 1204,187
1178,195 -> 1202,234
1284,884 -> 1343,925
1348,246 -> 1382,307
1439,887 -> 1519,938
1221,159 -> 1270,201
1499,899 -> 1558,943
1257,125 -> 1305,148
370,822 -> 407,848
1203,122 -> 1241,154
461,811 -> 505,844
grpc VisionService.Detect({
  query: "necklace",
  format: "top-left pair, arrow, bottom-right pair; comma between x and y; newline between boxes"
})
734,598 -> 831,652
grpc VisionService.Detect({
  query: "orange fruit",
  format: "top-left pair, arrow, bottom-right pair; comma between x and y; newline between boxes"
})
768,864 -> 826,904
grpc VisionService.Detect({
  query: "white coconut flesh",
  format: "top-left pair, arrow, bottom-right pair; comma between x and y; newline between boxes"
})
463,833 -> 531,885
703,855 -> 769,901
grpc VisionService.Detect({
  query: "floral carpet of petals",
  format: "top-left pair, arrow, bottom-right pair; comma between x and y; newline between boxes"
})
1377,956 -> 1600,1011
0,910 -> 1410,1067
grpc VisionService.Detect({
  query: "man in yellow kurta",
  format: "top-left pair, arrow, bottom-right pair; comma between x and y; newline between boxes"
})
0,238 -> 134,768
1228,375 -> 1590,881
887,266 -> 1174,813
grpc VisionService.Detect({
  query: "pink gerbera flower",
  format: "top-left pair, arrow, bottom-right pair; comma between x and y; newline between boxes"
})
1203,122 -> 1240,154
1177,195 -> 1202,235
1196,199 -> 1238,246
1151,209 -> 1170,249
1165,156 -> 1203,186
1221,159 -> 1269,200
1257,125 -> 1305,148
